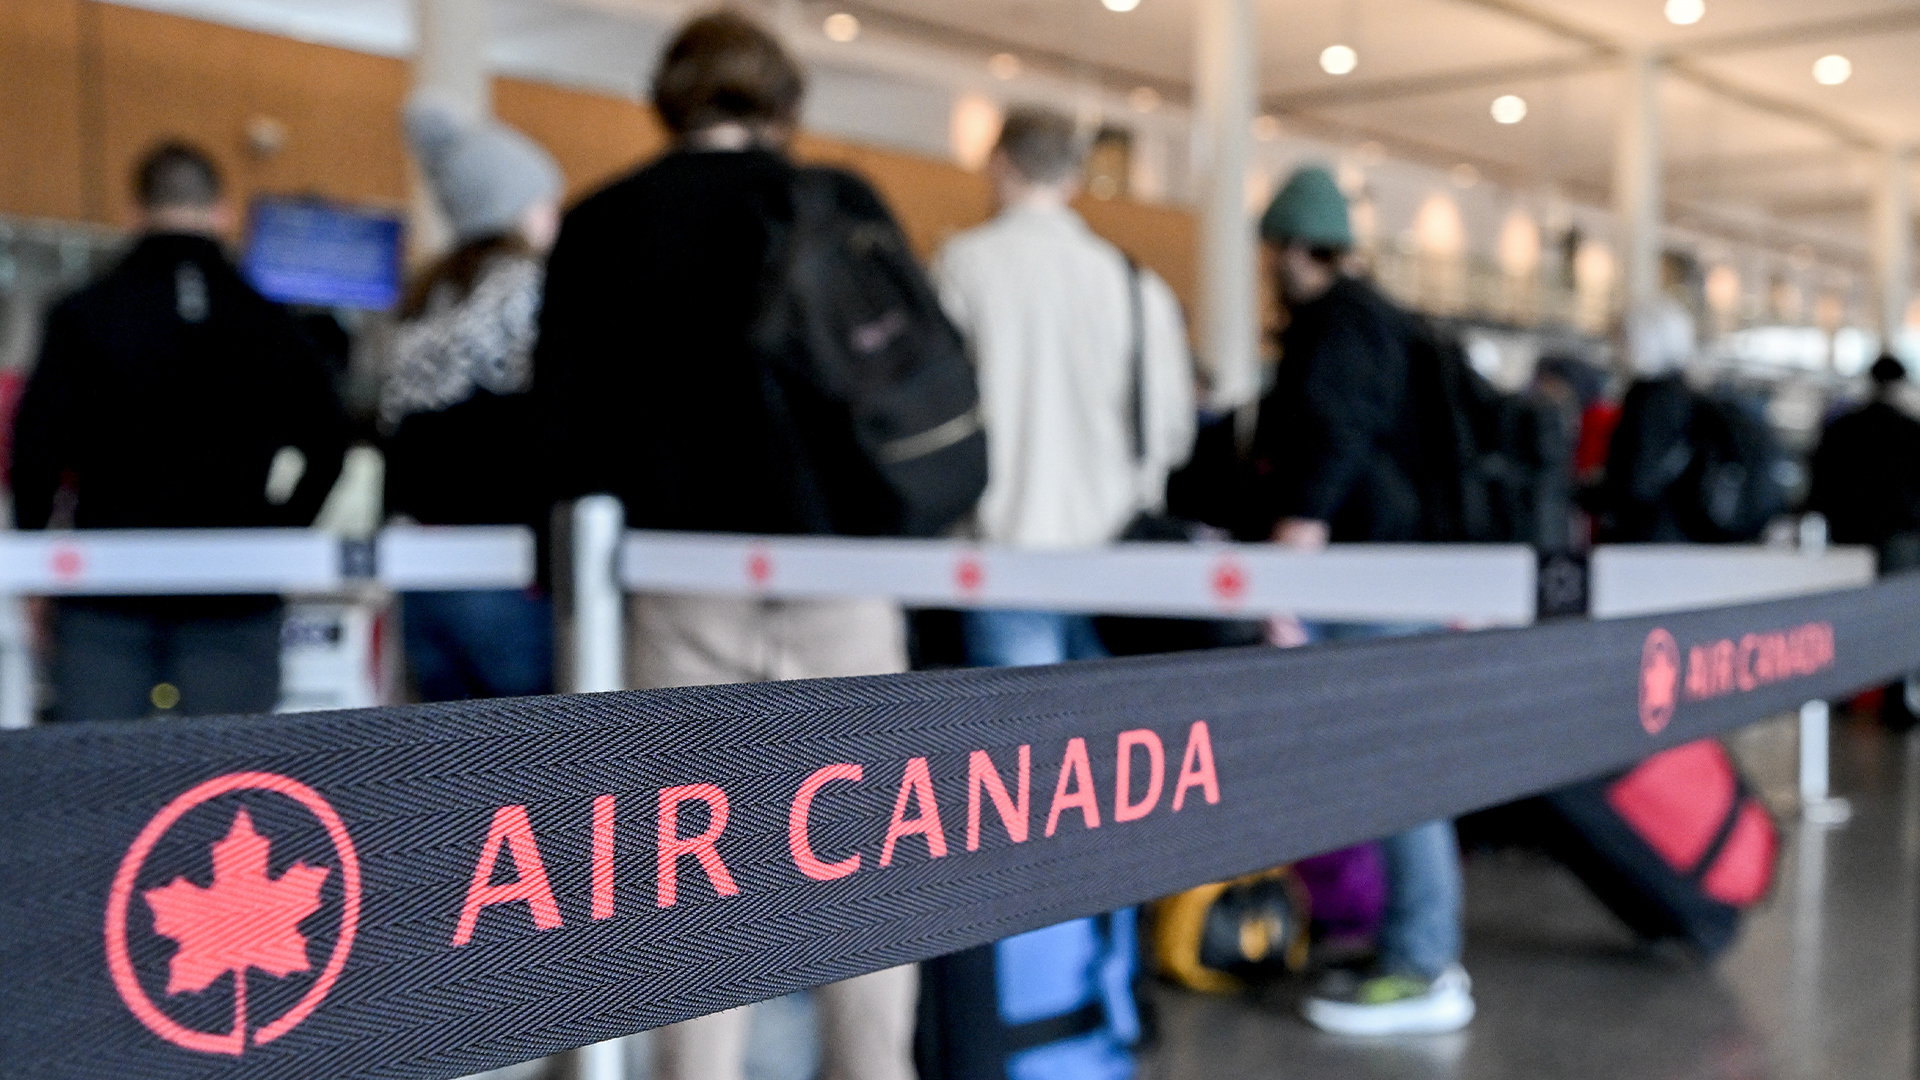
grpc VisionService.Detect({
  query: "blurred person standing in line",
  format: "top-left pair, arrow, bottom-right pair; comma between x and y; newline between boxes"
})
9,142 -> 348,722
1248,165 -> 1474,1036
533,13 -> 931,1080
923,106 -> 1194,1080
1808,354 -> 1920,573
383,98 -> 563,701
1597,299 -> 1783,545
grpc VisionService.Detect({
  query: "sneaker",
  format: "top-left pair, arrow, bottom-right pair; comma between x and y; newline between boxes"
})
1301,964 -> 1475,1036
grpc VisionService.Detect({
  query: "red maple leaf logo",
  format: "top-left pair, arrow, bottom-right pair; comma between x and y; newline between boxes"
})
143,809 -> 330,1033
1639,628 -> 1681,735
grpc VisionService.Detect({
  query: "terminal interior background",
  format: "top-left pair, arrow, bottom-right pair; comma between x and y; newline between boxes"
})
2,0 -> 1919,1078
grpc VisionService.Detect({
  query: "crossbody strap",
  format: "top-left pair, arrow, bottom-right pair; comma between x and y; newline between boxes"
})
1125,256 -> 1146,464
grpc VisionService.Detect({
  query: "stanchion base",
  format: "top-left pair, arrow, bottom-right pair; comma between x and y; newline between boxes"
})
1802,796 -> 1853,827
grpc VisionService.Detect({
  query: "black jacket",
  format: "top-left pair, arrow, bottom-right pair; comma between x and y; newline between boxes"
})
532,147 -> 898,532
1807,398 -> 1920,550
1598,374 -> 1695,543
11,233 -> 348,532
1248,276 -> 1423,542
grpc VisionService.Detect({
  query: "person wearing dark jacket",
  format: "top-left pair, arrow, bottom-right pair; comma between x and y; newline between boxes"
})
531,13 -> 919,1080
383,97 -> 563,702
10,142 -> 348,722
1808,354 -> 1920,572
1596,300 -> 1700,543
1248,166 -> 1474,1037
1248,260 -> 1423,543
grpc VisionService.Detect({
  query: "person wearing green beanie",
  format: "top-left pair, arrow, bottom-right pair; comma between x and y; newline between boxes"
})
1248,165 -> 1478,1038
1259,164 -> 1354,250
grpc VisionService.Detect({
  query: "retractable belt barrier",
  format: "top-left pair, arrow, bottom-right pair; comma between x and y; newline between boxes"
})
621,531 -> 1541,623
3,558 -> 1914,1080
0,526 -> 537,594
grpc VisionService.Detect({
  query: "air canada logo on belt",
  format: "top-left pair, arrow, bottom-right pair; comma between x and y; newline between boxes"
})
105,772 -> 360,1055
1639,621 -> 1836,735
1639,628 -> 1681,734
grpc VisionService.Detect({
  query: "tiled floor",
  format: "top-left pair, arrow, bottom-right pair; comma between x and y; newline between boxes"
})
1143,716 -> 1920,1080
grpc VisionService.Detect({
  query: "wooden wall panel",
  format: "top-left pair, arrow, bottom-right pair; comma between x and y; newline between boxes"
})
0,4 -> 1196,310
0,0 -> 85,221
495,78 -> 665,203
90,3 -> 408,227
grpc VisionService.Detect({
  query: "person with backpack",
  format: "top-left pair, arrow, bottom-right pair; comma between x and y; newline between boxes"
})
1807,354 -> 1920,572
383,96 -> 563,703
1247,165 -> 1475,1036
917,106 -> 1194,1080
533,13 -> 981,1080
10,142 -> 348,722
1597,299 -> 1784,544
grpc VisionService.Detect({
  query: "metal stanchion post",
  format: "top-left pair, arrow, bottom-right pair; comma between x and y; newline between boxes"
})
0,594 -> 32,729
553,495 -> 628,1080
1800,699 -> 1852,826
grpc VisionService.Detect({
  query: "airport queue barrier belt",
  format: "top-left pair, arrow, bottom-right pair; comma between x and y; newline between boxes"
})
0,526 -> 1911,1080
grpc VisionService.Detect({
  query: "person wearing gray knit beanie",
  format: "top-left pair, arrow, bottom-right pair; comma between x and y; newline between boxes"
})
404,96 -> 563,244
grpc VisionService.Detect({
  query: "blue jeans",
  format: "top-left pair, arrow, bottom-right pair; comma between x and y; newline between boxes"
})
401,589 -> 553,702
961,609 -> 1109,667
1308,622 -> 1464,979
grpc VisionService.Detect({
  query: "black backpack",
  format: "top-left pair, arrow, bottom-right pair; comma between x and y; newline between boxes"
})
1408,322 -> 1573,548
751,168 -> 988,537
1673,390 -> 1785,543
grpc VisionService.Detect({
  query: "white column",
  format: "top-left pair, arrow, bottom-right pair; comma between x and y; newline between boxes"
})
410,0 -> 493,262
1192,0 -> 1260,409
1872,144 -> 1914,347
1613,51 -> 1664,314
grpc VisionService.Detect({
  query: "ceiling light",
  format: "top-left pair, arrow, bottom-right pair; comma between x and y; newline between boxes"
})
1102,0 -> 1142,11
1663,0 -> 1704,26
1812,54 -> 1851,85
988,53 -> 1023,80
822,12 -> 859,42
1319,44 -> 1358,76
1129,87 -> 1161,113
1252,115 -> 1281,141
1490,94 -> 1527,124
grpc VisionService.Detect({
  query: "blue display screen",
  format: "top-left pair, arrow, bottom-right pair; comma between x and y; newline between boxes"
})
243,199 -> 404,310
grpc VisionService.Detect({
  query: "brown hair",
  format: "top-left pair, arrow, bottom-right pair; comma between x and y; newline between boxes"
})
400,233 -> 531,319
134,141 -> 223,210
994,106 -> 1084,184
651,11 -> 804,136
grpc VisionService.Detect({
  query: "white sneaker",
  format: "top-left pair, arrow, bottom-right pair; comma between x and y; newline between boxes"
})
1301,964 -> 1475,1036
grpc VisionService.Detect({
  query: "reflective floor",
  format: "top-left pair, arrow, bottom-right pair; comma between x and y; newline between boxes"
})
1144,716 -> 1920,1080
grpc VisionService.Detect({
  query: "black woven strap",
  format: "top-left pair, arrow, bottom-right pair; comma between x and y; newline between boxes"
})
4,574 -> 1917,1079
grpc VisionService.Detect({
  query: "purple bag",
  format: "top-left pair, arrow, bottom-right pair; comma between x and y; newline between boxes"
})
1294,842 -> 1387,939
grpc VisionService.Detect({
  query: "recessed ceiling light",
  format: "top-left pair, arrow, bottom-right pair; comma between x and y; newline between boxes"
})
1812,54 -> 1852,85
1129,87 -> 1161,113
1664,0 -> 1704,26
1490,94 -> 1528,124
1319,44 -> 1358,76
822,12 -> 859,42
1102,0 -> 1142,11
988,53 -> 1023,80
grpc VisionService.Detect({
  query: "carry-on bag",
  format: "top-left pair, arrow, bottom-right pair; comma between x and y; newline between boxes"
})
1541,739 -> 1778,957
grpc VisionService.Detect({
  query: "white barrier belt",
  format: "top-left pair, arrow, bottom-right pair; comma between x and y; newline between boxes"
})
0,527 -> 536,594
621,531 -> 1542,624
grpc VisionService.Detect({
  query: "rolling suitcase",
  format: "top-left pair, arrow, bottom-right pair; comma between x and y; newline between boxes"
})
1542,739 -> 1778,957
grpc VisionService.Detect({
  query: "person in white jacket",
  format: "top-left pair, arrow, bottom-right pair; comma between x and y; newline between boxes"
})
923,105 -> 1195,1080
934,105 -> 1195,666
